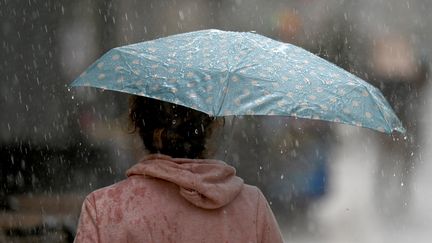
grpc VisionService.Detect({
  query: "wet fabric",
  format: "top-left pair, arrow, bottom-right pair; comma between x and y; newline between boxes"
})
71,29 -> 404,134
74,154 -> 283,243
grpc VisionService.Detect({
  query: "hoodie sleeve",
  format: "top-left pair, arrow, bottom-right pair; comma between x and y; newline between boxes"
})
74,194 -> 99,243
255,188 -> 284,243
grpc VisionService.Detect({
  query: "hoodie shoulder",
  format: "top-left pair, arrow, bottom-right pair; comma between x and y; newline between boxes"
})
89,178 -> 134,199
85,175 -> 159,211
238,184 -> 262,199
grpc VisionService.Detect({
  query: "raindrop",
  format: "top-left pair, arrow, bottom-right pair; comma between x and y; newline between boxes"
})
401,182 -> 404,187
172,120 -> 176,125
280,174 -> 284,180
194,129 -> 199,134
71,95 -> 74,100
179,10 -> 185,21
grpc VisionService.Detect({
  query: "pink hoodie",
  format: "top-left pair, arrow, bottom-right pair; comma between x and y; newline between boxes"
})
74,154 -> 283,243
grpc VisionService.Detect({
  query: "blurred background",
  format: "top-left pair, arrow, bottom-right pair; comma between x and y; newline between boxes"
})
1,0 -> 432,242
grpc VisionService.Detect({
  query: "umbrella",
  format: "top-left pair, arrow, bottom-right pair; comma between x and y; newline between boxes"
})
71,29 -> 405,134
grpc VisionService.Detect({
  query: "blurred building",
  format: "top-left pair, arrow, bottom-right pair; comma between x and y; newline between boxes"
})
1,0 -> 432,242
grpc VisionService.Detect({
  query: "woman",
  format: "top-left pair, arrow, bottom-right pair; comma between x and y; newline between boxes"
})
74,96 -> 283,243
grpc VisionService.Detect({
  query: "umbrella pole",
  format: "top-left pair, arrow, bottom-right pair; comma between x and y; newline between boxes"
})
222,116 -> 237,162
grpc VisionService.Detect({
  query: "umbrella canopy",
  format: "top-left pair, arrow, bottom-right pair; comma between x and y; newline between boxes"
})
71,29 -> 405,134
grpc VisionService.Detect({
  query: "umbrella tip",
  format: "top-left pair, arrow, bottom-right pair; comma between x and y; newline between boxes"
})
390,128 -> 406,139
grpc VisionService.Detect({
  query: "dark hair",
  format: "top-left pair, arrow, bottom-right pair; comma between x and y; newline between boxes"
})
129,96 -> 216,158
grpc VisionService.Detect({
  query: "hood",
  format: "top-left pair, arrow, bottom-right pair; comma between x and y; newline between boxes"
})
126,154 -> 244,209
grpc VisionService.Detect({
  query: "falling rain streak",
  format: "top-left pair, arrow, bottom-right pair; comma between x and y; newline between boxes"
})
1,0 -> 432,242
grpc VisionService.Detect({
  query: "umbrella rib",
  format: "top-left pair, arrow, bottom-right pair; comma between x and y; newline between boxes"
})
364,87 -> 399,132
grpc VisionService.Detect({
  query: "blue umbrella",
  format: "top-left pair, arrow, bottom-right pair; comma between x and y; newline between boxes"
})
71,29 -> 404,134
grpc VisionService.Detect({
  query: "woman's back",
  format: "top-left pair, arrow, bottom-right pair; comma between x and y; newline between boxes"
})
74,154 -> 283,243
